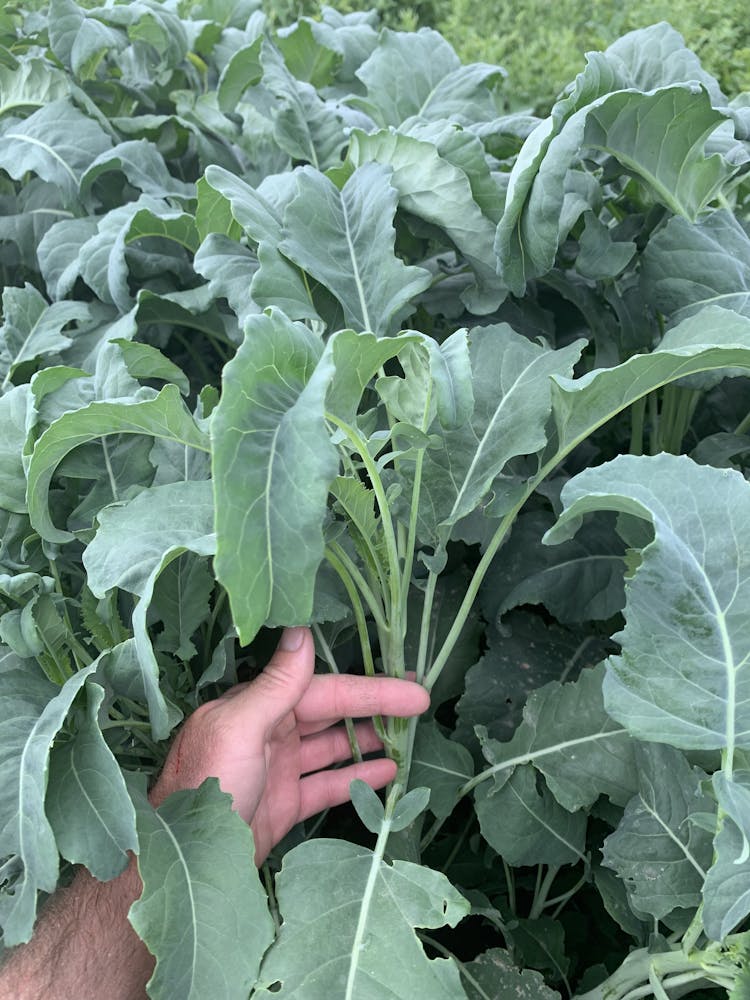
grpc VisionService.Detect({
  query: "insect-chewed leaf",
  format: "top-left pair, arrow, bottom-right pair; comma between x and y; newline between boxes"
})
463,948 -> 561,1000
547,453 -> 750,754
254,838 -> 469,999
703,772 -> 750,940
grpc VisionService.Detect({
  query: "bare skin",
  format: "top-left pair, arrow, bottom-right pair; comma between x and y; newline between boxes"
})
0,626 -> 429,1000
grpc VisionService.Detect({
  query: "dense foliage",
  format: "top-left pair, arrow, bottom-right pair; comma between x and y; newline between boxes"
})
2,1 -> 750,998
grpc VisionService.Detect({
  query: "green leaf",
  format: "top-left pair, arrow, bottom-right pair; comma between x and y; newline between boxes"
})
83,481 -> 214,738
350,778 -> 385,834
279,163 -> 432,336
474,664 -> 636,813
549,306 -> 750,457
0,56 -> 70,117
601,743 -> 714,920
216,36 -> 263,111
212,309 -> 338,645
641,210 -> 750,323
46,680 -> 137,879
463,948 -> 561,1000
546,453 -> 750,754
354,28 -> 500,127
112,339 -> 190,395
255,838 -> 469,998
391,787 -> 431,832
0,283 -> 88,390
348,129 -> 504,313
0,653 -> 96,945
152,553 -> 214,660
410,721 -> 474,820
48,0 -> 125,79
475,763 -> 587,867
482,510 -> 626,625
27,384 -> 209,543
575,212 -> 636,281
277,19 -> 342,89
128,779 -> 274,1000
0,99 -> 112,204
417,323 -> 583,547
79,139 -> 194,202
704,772 -> 750,939
0,384 -> 30,513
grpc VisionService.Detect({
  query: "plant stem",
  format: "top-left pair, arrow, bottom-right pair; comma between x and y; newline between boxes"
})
344,783 -> 401,1000
529,865 -> 560,920
326,542 -> 388,636
261,863 -> 281,935
312,622 -> 362,763
629,396 -> 646,455
735,409 -> 750,436
648,391 -> 660,455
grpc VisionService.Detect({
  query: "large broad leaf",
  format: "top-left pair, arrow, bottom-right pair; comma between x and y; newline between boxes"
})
546,453 -> 750,753
27,384 -> 209,544
128,779 -> 274,1000
601,743 -> 714,921
255,838 -> 469,998
410,721 -> 474,820
79,139 -> 194,201
703,771 -> 750,939
417,323 -> 583,548
474,664 -> 636,813
0,99 -> 112,204
83,480 -> 215,739
455,613 -> 612,748
0,652 -> 96,945
463,949 -> 561,1000
348,129 -> 503,313
48,0 -> 125,79
46,680 -> 137,880
480,509 -> 626,625
279,163 -> 432,336
497,83 -> 730,295
212,309 -> 338,645
641,210 -> 750,323
0,56 -> 70,117
474,763 -> 587,868
0,385 -> 30,514
548,306 -> 750,459
0,283 -> 88,390
353,28 -> 500,127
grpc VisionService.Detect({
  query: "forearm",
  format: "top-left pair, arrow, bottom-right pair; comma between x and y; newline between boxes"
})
0,858 -> 153,1000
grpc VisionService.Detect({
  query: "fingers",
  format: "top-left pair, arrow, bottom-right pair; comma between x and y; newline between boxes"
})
223,627 -> 315,736
299,722 -> 382,775
295,674 -> 430,725
298,759 -> 398,820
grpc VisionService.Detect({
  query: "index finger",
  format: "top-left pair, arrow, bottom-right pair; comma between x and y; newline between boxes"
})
294,673 -> 430,724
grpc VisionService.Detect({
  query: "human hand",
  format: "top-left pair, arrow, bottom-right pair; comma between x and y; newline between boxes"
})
151,626 -> 429,863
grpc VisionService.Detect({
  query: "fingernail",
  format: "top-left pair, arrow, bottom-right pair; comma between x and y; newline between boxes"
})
279,626 -> 305,652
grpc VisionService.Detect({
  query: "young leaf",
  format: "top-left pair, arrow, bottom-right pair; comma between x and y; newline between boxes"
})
0,385 -> 31,513
212,309 -> 338,644
601,743 -> 714,921
128,779 -> 274,1000
255,839 -> 469,998
350,778 -> 385,834
546,453 -> 750,755
391,787 -> 431,833
46,680 -> 137,880
417,323 -> 583,547
27,384 -> 209,543
278,163 -> 432,336
0,653 -> 96,945
703,772 -> 750,939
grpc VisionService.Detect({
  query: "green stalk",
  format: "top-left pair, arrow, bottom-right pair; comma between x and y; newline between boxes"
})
648,391 -> 660,455
312,622 -> 362,764
529,865 -> 560,920
344,783 -> 401,1000
735,409 -> 750,436
629,395 -> 646,455
327,541 -> 388,636
326,414 -> 402,634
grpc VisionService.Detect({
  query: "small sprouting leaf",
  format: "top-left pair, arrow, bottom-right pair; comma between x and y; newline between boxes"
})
391,786 -> 430,832
350,778 -> 385,834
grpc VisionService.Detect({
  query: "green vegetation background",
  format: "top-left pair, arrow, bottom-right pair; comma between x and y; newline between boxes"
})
267,0 -> 750,108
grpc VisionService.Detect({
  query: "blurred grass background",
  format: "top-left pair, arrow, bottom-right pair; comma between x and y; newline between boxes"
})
265,0 -> 750,108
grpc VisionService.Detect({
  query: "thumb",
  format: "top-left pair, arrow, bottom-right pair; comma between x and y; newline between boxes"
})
243,626 -> 314,735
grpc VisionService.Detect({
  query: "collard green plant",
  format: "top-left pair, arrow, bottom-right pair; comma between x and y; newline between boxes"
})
2,2 -> 750,997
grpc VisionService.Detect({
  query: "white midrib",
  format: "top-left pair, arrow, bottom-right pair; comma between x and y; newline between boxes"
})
340,195 -> 372,334
152,811 -> 199,988
263,424 -> 281,615
344,820 -> 392,1000
508,779 -> 588,866
639,796 -> 708,879
448,355 -> 544,522
6,133 -> 79,186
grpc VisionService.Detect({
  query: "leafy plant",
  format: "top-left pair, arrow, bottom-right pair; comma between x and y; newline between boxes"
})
2,2 -> 750,998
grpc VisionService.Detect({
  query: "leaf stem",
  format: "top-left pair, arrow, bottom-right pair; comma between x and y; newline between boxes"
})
312,623 -> 362,764
326,541 -> 388,636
